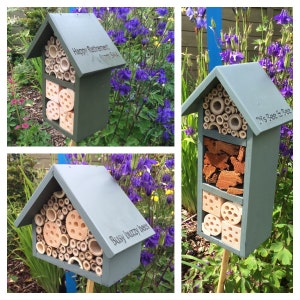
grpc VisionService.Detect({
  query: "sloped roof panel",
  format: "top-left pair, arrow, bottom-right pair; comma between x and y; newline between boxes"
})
26,13 -> 126,77
182,63 -> 293,135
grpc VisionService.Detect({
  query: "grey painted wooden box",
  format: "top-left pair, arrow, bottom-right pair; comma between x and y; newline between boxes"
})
14,164 -> 154,286
26,13 -> 125,142
182,62 -> 293,257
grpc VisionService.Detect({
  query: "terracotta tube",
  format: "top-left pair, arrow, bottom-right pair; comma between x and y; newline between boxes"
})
72,248 -> 79,257
88,239 -> 103,256
46,246 -> 52,256
80,241 -> 88,252
204,116 -> 210,123
83,260 -> 91,271
68,256 -> 83,269
209,114 -> 216,122
79,252 -> 85,261
53,202 -> 59,211
67,247 -> 73,255
96,257 -> 103,266
58,253 -> 64,261
70,239 -> 77,249
64,253 -> 70,261
60,245 -> 66,254
49,45 -> 58,58
62,207 -> 68,215
52,249 -> 58,258
95,266 -> 102,276
60,57 -> 70,72
239,130 -> 247,139
34,214 -> 44,226
228,114 -> 242,131
58,198 -> 64,207
85,251 -> 93,261
36,242 -> 46,254
204,109 -> 211,116
46,207 -> 57,222
210,97 -> 225,115
61,234 -> 70,246
216,115 -> 224,125
202,102 -> 209,110
203,122 -> 209,130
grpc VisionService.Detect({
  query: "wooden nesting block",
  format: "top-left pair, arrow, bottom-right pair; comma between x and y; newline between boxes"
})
59,88 -> 75,112
202,213 -> 222,236
59,111 -> 74,134
66,210 -> 88,241
202,190 -> 225,217
43,221 -> 61,248
221,221 -> 241,250
46,100 -> 60,120
46,80 -> 62,102
221,201 -> 242,225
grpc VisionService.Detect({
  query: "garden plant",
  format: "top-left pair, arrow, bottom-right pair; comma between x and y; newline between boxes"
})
181,7 -> 293,292
7,7 -> 174,146
7,154 -> 174,292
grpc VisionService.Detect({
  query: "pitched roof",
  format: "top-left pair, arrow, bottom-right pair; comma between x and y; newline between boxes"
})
15,164 -> 154,258
182,62 -> 292,135
26,13 -> 126,77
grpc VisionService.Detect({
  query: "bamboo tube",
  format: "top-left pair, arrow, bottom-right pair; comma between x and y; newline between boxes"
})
45,45 -> 49,51
34,214 -> 44,226
61,225 -> 67,234
58,198 -> 64,207
221,128 -> 228,135
204,96 -> 210,103
55,219 -> 62,227
77,241 -> 81,250
57,211 -> 64,220
204,116 -> 210,123
70,75 -> 76,83
204,109 -> 211,116
211,88 -> 218,96
56,38 -> 61,46
60,245 -> 66,254
36,242 -> 46,254
222,89 -> 229,97
80,241 -> 88,252
40,208 -> 46,216
67,247 -> 73,255
64,198 -> 70,205
208,122 -> 221,132
85,251 -> 93,261
83,260 -> 91,271
227,128 -> 232,134
79,252 -> 86,261
223,122 -> 228,129
216,249 -> 230,292
56,57 -> 61,64
36,226 -> 43,234
88,231 -> 94,238
46,246 -> 52,256
49,45 -> 58,58
58,253 -> 64,261
231,130 -> 238,137
61,234 -> 70,246
52,249 -> 58,258
208,93 -> 214,100
216,83 -> 223,91
242,124 -> 248,131
57,72 -> 63,80
62,207 -> 68,215
95,266 -> 102,276
222,113 -> 229,121
203,122 -> 209,130
60,57 -> 70,72
64,253 -> 70,261
54,191 -> 65,198
72,248 -> 79,257
88,239 -> 103,256
70,239 -> 77,249
46,207 -> 57,222
70,66 -> 75,75
68,257 -> 83,269
67,204 -> 73,211
90,260 -> 96,270
224,97 -> 231,106
210,97 -> 225,115
43,204 -> 48,211
228,114 -> 242,131
218,92 -> 223,98
53,202 -> 59,211
50,36 -> 55,44
209,114 -> 216,122
203,102 -> 209,110
216,115 -> 224,125
36,234 -> 44,242
95,256 -> 103,266
45,51 -> 49,58
239,130 -> 247,139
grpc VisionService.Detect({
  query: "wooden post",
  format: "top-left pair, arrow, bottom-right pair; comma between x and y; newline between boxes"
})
86,279 -> 94,293
216,249 -> 230,293
69,139 -> 77,146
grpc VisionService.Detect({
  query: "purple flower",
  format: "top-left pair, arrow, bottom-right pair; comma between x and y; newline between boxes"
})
162,30 -> 174,44
156,8 -> 168,16
156,21 -> 167,36
166,51 -> 174,63
274,9 -> 293,25
135,69 -> 149,81
197,7 -> 206,18
280,84 -> 293,98
184,126 -> 195,136
195,16 -> 206,29
186,8 -> 195,20
117,68 -> 131,81
108,30 -> 127,45
144,228 -> 160,248
220,49 -> 244,64
140,250 -> 154,266
155,99 -> 174,124
165,158 -> 174,169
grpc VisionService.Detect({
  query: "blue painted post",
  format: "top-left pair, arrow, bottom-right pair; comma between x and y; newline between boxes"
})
206,7 -> 222,70
58,154 -> 77,293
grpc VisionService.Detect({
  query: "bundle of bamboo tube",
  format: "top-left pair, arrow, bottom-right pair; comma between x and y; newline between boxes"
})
34,190 -> 103,276
203,82 -> 248,139
44,36 -> 76,83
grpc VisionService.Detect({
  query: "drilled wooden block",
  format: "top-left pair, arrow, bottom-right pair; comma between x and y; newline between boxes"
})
59,111 -> 74,134
221,201 -> 242,225
221,221 -> 241,250
46,100 -> 60,120
66,210 -> 88,241
202,213 -> 222,236
202,190 -> 225,217
46,80 -> 62,102
43,221 -> 61,248
59,88 -> 75,112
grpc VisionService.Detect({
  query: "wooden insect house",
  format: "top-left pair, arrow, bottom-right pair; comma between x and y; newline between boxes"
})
25,13 -> 126,142
14,164 -> 155,286
182,62 -> 293,257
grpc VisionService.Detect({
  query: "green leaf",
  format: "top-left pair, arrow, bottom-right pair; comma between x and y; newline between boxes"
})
277,247 -> 292,265
270,241 -> 284,252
